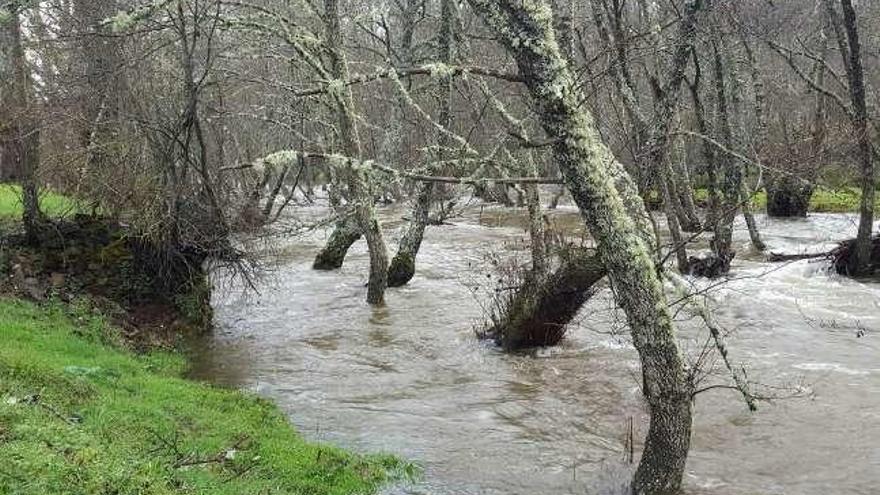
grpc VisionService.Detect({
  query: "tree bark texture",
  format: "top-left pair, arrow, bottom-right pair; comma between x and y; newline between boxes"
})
465,2 -> 695,492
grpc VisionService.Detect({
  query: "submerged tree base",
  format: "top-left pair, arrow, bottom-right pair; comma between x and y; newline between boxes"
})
313,217 -> 362,270
387,252 -> 415,287
479,249 -> 606,351
687,252 -> 734,279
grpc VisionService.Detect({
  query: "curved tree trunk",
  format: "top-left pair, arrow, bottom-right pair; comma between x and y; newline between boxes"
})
387,0 -> 455,287
388,180 -> 433,286
387,0 -> 455,286
313,215 -> 362,270
482,249 -> 605,350
465,2 -> 698,493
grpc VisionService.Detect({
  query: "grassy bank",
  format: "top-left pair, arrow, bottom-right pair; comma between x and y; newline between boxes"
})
693,186 -> 880,213
0,298 -> 410,494
0,185 -> 84,220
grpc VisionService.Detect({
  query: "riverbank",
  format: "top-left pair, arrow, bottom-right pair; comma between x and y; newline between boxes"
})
696,186 -> 880,213
0,298 -> 410,494
0,185 -> 412,494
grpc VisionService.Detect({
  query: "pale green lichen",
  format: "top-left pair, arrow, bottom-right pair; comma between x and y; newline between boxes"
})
424,63 -> 456,80
105,0 -> 171,33
253,150 -> 299,174
108,11 -> 134,32
0,8 -> 12,24
326,79 -> 345,97
354,159 -> 374,173
326,153 -> 351,172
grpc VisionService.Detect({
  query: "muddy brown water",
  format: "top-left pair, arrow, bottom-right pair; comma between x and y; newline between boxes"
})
188,203 -> 880,495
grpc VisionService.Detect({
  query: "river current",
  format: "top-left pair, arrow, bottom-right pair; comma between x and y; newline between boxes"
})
189,203 -> 879,495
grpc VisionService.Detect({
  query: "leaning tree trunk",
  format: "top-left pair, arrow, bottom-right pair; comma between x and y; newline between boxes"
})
466,2 -> 697,493
313,216 -> 362,270
387,180 -> 432,286
482,248 -> 605,350
387,0 -> 455,287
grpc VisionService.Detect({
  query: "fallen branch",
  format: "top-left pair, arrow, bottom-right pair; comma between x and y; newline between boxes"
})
767,235 -> 880,275
766,251 -> 829,262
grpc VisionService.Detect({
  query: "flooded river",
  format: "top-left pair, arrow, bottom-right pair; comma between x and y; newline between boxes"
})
189,204 -> 880,495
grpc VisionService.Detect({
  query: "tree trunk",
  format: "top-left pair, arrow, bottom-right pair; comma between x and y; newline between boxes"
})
73,0 -> 120,179
662,169 -> 690,273
838,0 -> 875,275
313,216 -> 362,270
482,249 -> 605,350
387,180 -> 432,286
387,0 -> 455,287
466,2 -> 695,493
1,5 -> 42,243
725,27 -> 765,253
705,34 -> 740,275
314,0 -> 389,304
526,181 -> 548,275
687,54 -> 721,231
671,131 -> 702,232
741,185 -> 766,251
545,0 -> 573,211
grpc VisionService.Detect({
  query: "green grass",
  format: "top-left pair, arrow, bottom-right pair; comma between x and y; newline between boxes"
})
0,298 -> 413,495
804,187 -> 880,213
693,186 -> 880,213
0,185 -> 84,220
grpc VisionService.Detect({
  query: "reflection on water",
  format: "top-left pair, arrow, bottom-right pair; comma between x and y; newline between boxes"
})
189,205 -> 880,495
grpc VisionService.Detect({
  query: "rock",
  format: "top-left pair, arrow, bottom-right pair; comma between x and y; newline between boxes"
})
50,272 -> 66,288
23,277 -> 45,300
